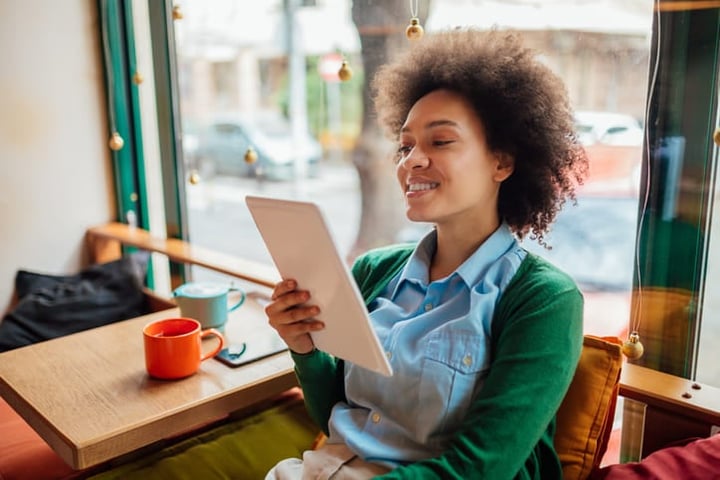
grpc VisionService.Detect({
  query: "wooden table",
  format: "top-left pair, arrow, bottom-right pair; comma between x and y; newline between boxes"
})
0,289 -> 296,470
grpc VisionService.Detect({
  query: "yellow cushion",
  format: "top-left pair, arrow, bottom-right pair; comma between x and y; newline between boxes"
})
555,335 -> 623,480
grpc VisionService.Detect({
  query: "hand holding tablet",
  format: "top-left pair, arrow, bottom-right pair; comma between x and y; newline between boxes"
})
246,195 -> 393,377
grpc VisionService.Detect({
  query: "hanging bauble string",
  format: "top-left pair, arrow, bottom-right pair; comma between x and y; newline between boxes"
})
622,331 -> 644,360
101,3 -> 124,155
338,60 -> 353,82
244,146 -> 258,164
406,0 -> 424,40
109,131 -> 124,151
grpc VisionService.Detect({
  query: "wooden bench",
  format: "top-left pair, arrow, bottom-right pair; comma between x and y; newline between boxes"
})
85,222 -> 281,289
618,364 -> 720,457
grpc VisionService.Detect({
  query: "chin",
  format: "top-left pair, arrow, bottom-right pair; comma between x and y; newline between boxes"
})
405,209 -> 432,223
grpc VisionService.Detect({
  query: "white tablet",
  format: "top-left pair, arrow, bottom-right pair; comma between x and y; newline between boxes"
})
245,195 -> 393,377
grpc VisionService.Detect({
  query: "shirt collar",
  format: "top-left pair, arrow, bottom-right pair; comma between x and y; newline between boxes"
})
392,223 -> 517,297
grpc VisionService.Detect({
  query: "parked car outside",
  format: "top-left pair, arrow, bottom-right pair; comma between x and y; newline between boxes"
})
193,112 -> 322,181
574,111 -> 645,197
574,111 -> 644,146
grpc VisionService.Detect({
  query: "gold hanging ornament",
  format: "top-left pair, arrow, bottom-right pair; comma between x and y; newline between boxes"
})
244,146 -> 258,164
188,170 -> 200,185
132,71 -> 144,85
172,5 -> 184,20
406,18 -> 424,40
338,60 -> 353,82
406,0 -> 424,40
713,127 -> 720,147
622,331 -> 644,360
109,131 -> 124,151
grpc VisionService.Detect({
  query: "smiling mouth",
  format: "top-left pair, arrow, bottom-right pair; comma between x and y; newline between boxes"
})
407,182 -> 439,192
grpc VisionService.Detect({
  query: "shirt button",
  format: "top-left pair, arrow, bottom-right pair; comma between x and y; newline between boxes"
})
386,351 -> 392,360
463,354 -> 472,366
372,413 -> 381,423
424,303 -> 433,312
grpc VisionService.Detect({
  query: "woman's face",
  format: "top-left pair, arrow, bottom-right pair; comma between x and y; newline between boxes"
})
396,89 -> 514,229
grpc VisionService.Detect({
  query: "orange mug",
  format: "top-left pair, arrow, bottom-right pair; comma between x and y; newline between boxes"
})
143,317 -> 225,380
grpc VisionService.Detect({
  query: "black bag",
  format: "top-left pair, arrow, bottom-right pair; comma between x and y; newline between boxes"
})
0,253 -> 150,352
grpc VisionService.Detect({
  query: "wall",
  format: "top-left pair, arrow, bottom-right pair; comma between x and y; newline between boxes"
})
0,0 -> 114,312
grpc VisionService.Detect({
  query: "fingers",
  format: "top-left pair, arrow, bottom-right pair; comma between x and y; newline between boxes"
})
282,304 -> 320,323
264,279 -> 325,354
274,312 -> 324,335
265,291 -> 309,317
271,279 -> 298,301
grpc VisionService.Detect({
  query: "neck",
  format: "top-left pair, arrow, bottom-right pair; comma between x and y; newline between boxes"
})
429,217 -> 501,282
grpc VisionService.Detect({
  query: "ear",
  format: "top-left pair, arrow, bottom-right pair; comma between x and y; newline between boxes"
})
493,152 -> 515,182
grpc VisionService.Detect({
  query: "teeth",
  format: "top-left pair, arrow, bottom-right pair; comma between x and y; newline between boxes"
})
408,183 -> 438,192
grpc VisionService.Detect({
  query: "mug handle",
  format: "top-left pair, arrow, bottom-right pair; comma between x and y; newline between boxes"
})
200,328 -> 225,361
227,287 -> 246,313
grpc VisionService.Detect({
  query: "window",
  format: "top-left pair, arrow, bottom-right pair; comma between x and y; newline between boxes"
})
171,4 -> 653,357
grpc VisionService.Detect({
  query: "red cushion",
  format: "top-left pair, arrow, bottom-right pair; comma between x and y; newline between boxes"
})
591,434 -> 720,480
0,397 -> 78,480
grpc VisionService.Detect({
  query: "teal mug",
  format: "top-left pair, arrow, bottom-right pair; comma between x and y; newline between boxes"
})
172,282 -> 245,332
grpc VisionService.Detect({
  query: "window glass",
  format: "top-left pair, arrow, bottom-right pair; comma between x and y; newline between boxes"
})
174,0 -> 651,334
173,0 -> 651,288
627,7 -> 720,387
172,0 -> 657,464
699,169 -> 720,386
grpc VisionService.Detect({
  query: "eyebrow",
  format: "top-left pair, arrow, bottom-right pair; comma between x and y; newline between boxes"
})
400,119 -> 460,133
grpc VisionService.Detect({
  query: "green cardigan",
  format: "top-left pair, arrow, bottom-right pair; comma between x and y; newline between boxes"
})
292,244 -> 584,480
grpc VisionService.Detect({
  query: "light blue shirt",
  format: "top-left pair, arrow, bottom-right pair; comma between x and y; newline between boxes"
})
327,224 -> 527,466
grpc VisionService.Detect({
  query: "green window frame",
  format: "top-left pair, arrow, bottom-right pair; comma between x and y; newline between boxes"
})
99,0 -> 188,285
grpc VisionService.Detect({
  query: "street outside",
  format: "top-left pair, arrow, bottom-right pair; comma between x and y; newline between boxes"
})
186,162 -> 361,267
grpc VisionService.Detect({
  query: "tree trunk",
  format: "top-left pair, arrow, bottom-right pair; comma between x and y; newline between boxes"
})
349,0 -> 431,260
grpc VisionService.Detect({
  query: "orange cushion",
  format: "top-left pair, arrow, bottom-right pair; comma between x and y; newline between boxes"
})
555,335 -> 623,480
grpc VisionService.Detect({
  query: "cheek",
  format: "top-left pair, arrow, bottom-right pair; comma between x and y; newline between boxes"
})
395,166 -> 405,189
452,164 -> 498,196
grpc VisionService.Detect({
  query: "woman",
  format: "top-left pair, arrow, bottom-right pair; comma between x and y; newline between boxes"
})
265,28 -> 589,479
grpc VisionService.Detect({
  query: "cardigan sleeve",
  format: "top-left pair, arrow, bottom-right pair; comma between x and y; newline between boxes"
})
291,349 -> 345,435
376,260 -> 584,479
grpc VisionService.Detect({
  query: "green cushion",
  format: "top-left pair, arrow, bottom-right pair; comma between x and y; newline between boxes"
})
89,396 -> 317,480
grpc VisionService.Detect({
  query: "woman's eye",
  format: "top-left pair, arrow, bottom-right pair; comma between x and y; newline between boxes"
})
397,145 -> 412,156
394,145 -> 411,164
433,140 -> 454,147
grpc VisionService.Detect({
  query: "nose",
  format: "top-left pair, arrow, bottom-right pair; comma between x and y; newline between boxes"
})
399,145 -> 429,170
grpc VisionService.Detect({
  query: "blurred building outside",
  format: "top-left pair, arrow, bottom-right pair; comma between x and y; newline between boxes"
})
176,0 -> 651,188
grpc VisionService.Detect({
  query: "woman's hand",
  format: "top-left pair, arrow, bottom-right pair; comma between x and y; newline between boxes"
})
265,279 -> 324,354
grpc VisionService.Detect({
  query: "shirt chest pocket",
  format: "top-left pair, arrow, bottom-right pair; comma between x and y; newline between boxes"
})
416,331 -> 490,442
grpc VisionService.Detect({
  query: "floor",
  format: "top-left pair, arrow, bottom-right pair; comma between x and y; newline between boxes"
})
601,426 -> 622,467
